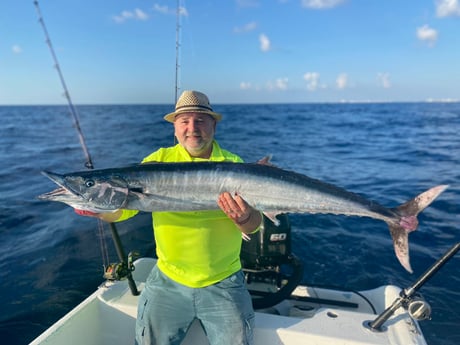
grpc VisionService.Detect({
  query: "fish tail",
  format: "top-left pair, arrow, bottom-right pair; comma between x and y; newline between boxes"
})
388,185 -> 448,273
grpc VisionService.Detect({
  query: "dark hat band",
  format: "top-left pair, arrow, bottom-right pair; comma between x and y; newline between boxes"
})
175,104 -> 213,112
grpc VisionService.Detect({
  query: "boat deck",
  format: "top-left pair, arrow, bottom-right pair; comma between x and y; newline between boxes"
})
30,258 -> 427,345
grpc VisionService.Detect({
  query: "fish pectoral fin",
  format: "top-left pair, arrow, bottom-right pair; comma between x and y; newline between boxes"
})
263,212 -> 282,226
131,192 -> 208,211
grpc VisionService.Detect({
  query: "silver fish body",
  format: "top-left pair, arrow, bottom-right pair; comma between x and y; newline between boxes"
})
39,162 -> 448,273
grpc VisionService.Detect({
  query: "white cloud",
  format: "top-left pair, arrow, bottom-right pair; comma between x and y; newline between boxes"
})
417,25 -> 438,46
240,82 -> 252,90
153,4 -> 170,14
135,8 -> 149,20
436,0 -> 460,17
178,6 -> 189,16
377,73 -> 391,88
12,45 -> 22,54
113,8 -> 149,23
267,78 -> 289,90
336,73 -> 348,89
153,4 -> 188,16
259,34 -> 271,52
302,0 -> 344,9
275,78 -> 288,90
234,22 -> 257,33
303,72 -> 321,91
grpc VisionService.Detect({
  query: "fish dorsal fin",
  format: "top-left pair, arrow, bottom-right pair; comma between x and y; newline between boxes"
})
257,155 -> 274,166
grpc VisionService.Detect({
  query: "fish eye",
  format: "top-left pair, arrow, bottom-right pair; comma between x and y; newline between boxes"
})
85,179 -> 95,188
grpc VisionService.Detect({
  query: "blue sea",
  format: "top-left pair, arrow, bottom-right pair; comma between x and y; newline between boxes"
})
0,103 -> 458,345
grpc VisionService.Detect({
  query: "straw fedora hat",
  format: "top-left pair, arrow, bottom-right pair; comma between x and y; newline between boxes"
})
164,90 -> 222,123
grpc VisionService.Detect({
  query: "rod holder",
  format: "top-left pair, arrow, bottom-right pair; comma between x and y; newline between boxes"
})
368,242 -> 459,331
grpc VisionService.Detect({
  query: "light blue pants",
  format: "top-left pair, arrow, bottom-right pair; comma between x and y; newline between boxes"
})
135,266 -> 255,345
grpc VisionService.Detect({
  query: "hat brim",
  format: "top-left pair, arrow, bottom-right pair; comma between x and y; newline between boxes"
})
164,109 -> 222,123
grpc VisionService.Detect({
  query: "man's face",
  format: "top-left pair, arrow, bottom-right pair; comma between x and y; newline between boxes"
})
174,112 -> 216,158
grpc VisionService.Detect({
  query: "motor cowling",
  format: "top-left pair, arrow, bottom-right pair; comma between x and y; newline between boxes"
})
240,214 -> 292,269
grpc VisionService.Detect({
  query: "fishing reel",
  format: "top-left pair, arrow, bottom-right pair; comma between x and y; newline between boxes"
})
406,294 -> 431,321
103,251 -> 139,281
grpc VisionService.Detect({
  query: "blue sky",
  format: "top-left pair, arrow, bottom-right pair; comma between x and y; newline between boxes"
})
1,0 -> 459,105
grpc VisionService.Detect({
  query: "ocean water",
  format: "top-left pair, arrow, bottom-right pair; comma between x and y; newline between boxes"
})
0,103 -> 458,345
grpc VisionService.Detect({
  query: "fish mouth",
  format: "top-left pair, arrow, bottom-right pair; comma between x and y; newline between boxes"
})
38,186 -> 75,200
38,171 -> 79,201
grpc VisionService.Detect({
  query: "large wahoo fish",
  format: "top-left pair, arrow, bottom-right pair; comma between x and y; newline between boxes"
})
39,162 -> 448,273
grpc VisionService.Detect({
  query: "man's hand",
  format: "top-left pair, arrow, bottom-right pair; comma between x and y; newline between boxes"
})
74,209 -> 122,222
74,209 -> 100,218
217,192 -> 262,233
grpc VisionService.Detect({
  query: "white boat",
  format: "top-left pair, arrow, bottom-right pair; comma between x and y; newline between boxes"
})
29,216 -> 447,345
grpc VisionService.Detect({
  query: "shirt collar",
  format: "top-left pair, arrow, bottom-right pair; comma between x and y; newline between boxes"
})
176,141 -> 227,162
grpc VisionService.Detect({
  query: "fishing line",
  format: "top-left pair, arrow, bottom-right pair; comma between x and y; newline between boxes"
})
34,1 -> 110,275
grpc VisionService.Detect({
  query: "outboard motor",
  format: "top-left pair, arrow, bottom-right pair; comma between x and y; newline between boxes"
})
240,215 -> 303,309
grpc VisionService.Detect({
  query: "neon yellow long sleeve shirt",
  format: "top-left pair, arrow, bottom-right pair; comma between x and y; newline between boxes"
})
118,141 -> 245,287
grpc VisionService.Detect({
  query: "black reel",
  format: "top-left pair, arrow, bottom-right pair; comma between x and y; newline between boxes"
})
103,251 -> 139,281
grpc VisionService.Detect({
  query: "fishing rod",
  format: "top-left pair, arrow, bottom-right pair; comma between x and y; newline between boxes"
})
33,0 -> 139,296
367,241 -> 460,331
33,1 -> 93,170
175,0 -> 182,102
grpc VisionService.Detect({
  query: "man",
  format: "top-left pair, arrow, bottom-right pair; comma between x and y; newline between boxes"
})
76,90 -> 261,345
